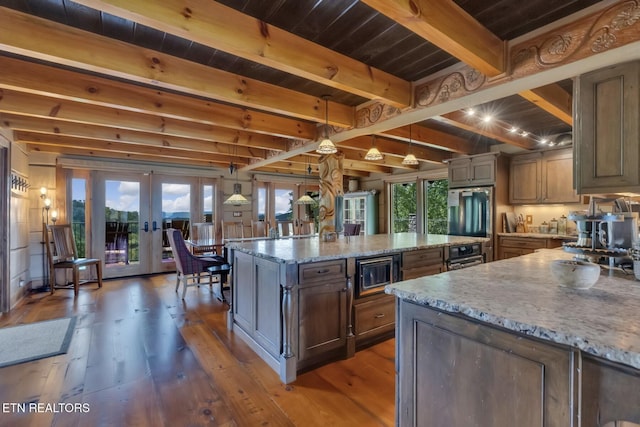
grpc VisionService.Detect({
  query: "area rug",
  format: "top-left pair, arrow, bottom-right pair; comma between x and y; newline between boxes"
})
0,317 -> 76,368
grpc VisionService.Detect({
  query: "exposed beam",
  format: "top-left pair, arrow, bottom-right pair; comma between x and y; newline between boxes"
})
72,0 -> 411,108
379,124 -> 476,154
344,135 -> 451,164
0,56 -> 317,140
0,92 -> 289,151
0,7 -> 354,127
362,0 -> 504,76
433,111 -> 538,150
519,84 -> 573,125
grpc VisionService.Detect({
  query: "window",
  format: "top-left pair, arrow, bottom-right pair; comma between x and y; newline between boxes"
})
274,186 -> 294,221
71,178 -> 87,257
424,179 -> 448,234
391,182 -> 417,233
202,184 -> 214,222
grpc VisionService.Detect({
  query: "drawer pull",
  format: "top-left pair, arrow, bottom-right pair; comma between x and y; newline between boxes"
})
317,269 -> 330,274
374,313 -> 385,319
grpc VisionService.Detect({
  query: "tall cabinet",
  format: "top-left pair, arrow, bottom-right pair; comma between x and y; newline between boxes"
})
343,190 -> 378,235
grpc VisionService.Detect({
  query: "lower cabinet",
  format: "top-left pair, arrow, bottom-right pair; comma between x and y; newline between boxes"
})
402,247 -> 445,279
397,300 -> 577,427
353,294 -> 395,347
297,260 -> 348,366
498,236 -> 563,260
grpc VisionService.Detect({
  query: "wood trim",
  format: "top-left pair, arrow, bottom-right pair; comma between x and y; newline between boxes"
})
0,147 -> 8,312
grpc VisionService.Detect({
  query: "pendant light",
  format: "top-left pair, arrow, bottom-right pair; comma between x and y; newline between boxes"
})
295,161 -> 316,205
364,135 -> 383,161
316,95 -> 338,154
402,124 -> 419,165
224,142 -> 250,205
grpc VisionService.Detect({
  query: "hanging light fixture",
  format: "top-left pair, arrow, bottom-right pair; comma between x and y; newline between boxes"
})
316,95 -> 338,154
402,124 -> 419,165
224,142 -> 250,205
296,161 -> 316,205
364,135 -> 383,161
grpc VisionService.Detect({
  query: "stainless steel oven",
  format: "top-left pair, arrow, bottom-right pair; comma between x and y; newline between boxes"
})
447,243 -> 484,271
355,254 -> 400,298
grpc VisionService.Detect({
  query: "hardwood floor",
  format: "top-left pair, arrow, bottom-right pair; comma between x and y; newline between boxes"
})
0,275 -> 395,427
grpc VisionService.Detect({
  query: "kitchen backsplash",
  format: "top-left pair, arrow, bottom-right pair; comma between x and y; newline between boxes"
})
512,203 -> 587,234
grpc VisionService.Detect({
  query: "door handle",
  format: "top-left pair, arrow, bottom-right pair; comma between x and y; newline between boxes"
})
144,221 -> 149,232
152,221 -> 158,231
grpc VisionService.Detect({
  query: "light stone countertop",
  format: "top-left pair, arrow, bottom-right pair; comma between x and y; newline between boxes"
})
226,232 -> 489,264
386,249 -> 640,370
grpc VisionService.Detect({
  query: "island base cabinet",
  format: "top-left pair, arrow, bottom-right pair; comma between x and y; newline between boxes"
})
297,281 -> 347,369
581,356 -> 640,426
397,300 -> 577,427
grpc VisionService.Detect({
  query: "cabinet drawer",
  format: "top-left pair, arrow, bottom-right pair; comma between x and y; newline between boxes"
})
298,259 -> 346,285
402,264 -> 444,280
403,248 -> 444,269
499,237 -> 547,249
355,295 -> 395,339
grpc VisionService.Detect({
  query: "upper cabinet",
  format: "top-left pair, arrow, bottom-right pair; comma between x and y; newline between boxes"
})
575,60 -> 640,194
447,153 -> 497,188
509,148 -> 579,204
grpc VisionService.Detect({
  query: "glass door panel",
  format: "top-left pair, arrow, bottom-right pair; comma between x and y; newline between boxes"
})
93,172 -> 150,278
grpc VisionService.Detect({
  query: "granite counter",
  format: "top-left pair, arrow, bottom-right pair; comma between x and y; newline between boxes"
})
226,232 -> 489,264
387,248 -> 640,368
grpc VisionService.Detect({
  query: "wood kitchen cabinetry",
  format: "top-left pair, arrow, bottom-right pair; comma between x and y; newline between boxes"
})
575,60 -> 640,194
297,260 -> 348,367
401,247 -> 445,279
509,148 -> 579,204
353,293 -> 395,348
498,236 -> 563,260
397,300 -> 576,426
447,153 -> 497,188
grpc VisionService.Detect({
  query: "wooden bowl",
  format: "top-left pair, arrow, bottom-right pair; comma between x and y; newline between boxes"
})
550,260 -> 601,289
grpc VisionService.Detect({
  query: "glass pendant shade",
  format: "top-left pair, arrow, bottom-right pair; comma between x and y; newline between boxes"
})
224,192 -> 250,205
317,137 -> 337,154
316,95 -> 337,154
295,194 -> 315,205
402,153 -> 419,165
364,146 -> 383,161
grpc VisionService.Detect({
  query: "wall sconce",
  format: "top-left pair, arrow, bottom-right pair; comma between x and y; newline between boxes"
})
51,210 -> 58,224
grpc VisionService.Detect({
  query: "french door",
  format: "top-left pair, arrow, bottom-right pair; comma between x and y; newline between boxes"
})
91,172 -> 215,278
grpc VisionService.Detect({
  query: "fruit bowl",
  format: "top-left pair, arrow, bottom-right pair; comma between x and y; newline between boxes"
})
550,260 -> 601,289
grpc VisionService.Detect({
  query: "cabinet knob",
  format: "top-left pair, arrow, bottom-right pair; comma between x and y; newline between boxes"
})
374,313 -> 385,319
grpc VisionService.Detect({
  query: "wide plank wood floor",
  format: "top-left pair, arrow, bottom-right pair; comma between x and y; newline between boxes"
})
0,274 -> 395,427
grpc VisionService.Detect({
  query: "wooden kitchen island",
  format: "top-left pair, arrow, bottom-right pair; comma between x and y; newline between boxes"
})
387,249 -> 640,426
225,233 -> 488,384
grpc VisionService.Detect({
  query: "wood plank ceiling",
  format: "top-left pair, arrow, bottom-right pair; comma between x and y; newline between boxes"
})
0,0 -> 606,177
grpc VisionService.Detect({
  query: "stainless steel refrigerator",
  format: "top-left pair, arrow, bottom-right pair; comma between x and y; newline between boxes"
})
447,186 -> 493,238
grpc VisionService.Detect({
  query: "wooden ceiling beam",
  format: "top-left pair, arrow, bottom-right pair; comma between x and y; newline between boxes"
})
433,111 -> 539,150
379,124 -> 476,154
15,131 -> 242,165
362,0 -> 504,76
25,142 -> 225,168
0,94 -> 289,151
518,84 -> 573,125
0,56 -> 317,140
0,7 -> 354,127
72,0 -> 411,108
344,135 -> 451,164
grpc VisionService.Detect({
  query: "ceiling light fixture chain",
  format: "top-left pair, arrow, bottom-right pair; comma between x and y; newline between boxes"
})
402,123 -> 419,165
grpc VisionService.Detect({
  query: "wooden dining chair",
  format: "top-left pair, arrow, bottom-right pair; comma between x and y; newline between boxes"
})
343,223 -> 362,236
298,220 -> 316,235
277,220 -> 295,237
45,224 -> 103,296
190,222 -> 215,255
221,220 -> 244,242
251,220 -> 269,238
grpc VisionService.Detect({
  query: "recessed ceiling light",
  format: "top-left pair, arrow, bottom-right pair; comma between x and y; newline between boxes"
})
520,131 -> 529,137
509,126 -> 518,133
482,115 -> 492,123
466,108 -> 475,116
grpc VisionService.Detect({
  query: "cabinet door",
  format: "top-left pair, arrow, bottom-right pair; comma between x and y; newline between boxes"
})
448,158 -> 471,187
510,153 -> 541,204
298,280 -> 347,362
232,251 -> 254,333
397,301 -> 576,427
470,157 -> 496,185
542,150 -> 580,203
253,258 -> 281,358
576,61 -> 640,194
